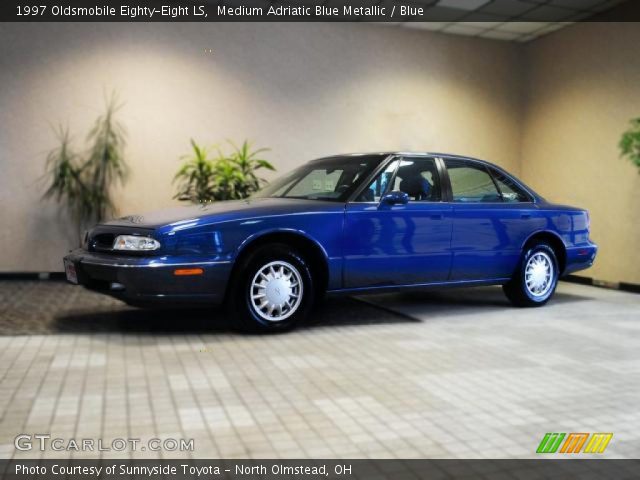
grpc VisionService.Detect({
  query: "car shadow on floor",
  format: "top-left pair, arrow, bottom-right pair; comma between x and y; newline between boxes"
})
51,296 -> 416,335
54,289 -> 592,335
362,284 -> 592,313
358,285 -> 594,325
1,282 -> 593,336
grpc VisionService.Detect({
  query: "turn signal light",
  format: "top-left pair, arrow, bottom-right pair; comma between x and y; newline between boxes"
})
174,268 -> 204,276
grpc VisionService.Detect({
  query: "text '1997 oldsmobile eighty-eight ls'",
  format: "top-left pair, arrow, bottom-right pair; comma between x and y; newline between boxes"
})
64,153 -> 597,332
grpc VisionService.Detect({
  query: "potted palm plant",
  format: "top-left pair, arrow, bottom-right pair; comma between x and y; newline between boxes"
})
42,94 -> 128,242
173,139 -> 274,203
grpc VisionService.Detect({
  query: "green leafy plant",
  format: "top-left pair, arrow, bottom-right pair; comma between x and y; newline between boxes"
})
619,117 -> 640,172
173,139 -> 274,203
172,140 -> 219,203
43,94 -> 128,240
228,140 -> 275,198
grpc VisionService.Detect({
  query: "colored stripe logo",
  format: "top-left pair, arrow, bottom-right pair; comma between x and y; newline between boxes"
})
537,433 -> 613,454
584,433 -> 614,453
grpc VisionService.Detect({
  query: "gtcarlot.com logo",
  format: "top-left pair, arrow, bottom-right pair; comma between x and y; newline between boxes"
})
15,434 -> 194,452
536,433 -> 613,454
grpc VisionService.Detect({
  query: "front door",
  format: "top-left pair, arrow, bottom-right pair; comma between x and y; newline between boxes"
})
343,157 -> 453,288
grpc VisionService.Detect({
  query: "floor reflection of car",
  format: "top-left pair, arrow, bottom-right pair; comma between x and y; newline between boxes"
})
64,152 -> 597,332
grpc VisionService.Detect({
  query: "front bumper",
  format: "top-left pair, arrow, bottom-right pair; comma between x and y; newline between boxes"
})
63,249 -> 232,306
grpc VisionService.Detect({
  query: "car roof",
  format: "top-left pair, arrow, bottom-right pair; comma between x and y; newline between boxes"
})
310,152 -> 495,166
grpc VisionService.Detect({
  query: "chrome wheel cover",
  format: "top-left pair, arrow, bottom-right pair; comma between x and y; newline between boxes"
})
525,251 -> 554,297
250,261 -> 303,322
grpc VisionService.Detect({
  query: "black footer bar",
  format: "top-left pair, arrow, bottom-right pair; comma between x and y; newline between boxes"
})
1,459 -> 639,480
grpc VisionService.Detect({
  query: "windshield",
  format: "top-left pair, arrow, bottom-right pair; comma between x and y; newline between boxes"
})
253,155 -> 385,202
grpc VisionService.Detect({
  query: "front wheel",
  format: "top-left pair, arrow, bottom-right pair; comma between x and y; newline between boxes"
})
503,244 -> 559,307
228,244 -> 314,332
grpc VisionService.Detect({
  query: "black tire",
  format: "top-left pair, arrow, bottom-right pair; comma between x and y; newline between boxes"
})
227,243 -> 315,333
503,243 -> 559,307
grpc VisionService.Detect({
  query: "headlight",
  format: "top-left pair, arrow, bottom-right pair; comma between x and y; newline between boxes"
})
113,235 -> 160,251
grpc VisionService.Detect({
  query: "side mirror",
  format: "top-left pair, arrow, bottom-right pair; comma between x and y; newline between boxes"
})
381,191 -> 409,206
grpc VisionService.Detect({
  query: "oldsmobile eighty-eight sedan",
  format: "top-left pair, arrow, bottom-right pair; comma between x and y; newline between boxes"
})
64,153 -> 597,331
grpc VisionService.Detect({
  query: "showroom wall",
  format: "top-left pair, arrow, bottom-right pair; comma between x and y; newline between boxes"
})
521,22 -> 640,285
0,22 -> 524,272
1,22 -> 638,285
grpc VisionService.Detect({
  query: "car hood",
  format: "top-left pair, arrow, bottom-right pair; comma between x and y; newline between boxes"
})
103,198 -> 345,229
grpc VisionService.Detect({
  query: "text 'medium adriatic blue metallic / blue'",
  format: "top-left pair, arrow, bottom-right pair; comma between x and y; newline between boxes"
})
64,153 -> 597,332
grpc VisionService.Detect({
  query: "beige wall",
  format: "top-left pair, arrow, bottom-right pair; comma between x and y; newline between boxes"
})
521,22 -> 640,285
0,22 -> 524,272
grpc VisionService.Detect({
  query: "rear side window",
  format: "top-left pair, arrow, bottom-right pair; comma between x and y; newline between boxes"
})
445,160 -> 501,203
488,168 -> 532,203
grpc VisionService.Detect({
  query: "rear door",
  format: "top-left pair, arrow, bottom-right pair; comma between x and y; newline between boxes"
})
343,156 -> 453,288
443,158 -> 535,280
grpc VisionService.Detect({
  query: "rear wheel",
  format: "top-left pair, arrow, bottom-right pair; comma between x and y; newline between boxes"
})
228,244 -> 314,332
503,243 -> 559,307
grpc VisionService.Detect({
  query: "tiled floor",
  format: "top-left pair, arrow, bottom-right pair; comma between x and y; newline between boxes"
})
0,280 -> 638,459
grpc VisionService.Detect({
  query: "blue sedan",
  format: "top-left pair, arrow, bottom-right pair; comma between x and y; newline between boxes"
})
63,153 -> 597,331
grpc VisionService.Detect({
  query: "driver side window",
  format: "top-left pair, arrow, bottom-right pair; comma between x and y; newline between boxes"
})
355,160 -> 399,202
390,157 -> 441,202
355,157 -> 442,202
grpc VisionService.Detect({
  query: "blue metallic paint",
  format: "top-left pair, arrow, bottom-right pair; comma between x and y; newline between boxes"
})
343,201 -> 453,287
63,153 -> 597,306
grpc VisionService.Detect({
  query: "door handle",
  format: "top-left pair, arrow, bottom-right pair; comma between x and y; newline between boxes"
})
430,214 -> 444,220
521,213 -> 531,219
